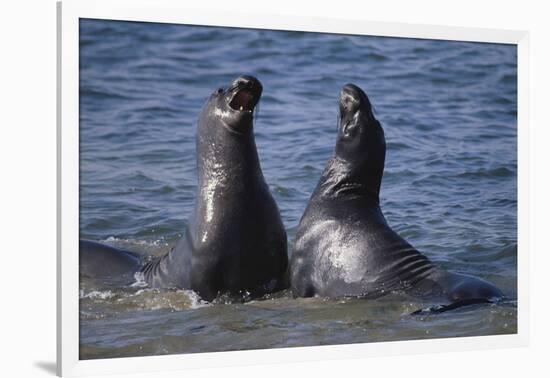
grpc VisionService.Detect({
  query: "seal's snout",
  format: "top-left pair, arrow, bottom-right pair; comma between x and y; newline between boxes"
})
339,83 -> 366,115
232,75 -> 262,92
337,84 -> 377,138
228,75 -> 263,113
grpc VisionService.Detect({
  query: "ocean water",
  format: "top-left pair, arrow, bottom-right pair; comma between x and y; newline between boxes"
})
79,19 -> 518,359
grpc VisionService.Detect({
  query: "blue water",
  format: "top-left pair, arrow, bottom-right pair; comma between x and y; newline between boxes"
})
78,19 -> 517,359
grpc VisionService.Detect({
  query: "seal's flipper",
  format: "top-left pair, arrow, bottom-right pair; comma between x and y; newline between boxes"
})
410,298 -> 494,315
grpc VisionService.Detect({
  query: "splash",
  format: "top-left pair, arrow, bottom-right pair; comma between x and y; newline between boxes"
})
131,271 -> 148,288
79,289 -> 116,300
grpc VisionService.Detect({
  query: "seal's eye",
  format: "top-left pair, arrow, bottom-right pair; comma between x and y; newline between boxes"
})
217,88 -> 224,94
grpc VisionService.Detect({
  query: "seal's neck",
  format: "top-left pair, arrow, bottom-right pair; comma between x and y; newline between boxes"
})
316,156 -> 383,204
196,123 -> 263,190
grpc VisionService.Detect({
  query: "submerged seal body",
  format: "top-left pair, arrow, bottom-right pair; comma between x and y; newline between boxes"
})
79,239 -> 140,282
81,76 -> 288,301
290,84 -> 502,307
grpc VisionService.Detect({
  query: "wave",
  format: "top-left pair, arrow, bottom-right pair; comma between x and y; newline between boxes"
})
80,86 -> 132,100
456,167 -> 515,178
79,286 -> 210,312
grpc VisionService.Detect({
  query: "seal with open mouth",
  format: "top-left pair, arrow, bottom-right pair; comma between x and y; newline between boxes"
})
81,76 -> 288,301
140,75 -> 288,300
289,83 -> 503,312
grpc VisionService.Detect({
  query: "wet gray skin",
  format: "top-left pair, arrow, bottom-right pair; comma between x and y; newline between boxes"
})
290,84 -> 503,309
80,76 -> 288,301
79,239 -> 141,286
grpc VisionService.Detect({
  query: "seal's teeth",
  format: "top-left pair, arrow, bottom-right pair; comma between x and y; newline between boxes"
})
239,106 -> 244,111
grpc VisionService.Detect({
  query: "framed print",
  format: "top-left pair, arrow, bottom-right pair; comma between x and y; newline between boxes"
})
57,0 -> 529,376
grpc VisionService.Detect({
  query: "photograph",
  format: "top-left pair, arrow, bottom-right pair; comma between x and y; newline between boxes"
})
78,18 -> 518,360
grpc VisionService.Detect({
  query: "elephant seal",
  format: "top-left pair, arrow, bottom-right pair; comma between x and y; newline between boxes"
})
141,75 -> 288,300
80,76 -> 288,301
290,84 -> 503,310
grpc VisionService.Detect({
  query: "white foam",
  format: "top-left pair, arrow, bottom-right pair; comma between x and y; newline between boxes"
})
80,290 -> 115,300
180,289 -> 210,309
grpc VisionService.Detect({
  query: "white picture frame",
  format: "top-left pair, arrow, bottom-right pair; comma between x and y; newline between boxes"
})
57,0 -> 529,376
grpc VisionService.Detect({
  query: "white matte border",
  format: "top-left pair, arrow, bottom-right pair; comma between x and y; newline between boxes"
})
57,0 -> 529,376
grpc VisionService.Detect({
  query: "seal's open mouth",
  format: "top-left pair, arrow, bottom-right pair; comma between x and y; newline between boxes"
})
226,76 -> 262,114
229,89 -> 256,113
